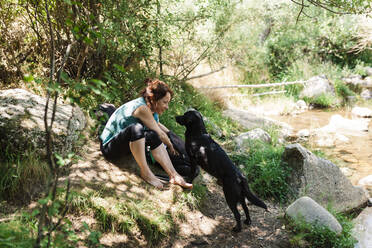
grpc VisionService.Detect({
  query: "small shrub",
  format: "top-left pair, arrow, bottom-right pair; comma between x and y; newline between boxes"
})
335,80 -> 356,105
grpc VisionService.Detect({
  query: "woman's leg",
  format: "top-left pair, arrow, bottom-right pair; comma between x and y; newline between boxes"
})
129,138 -> 164,189
151,144 -> 192,189
102,123 -> 164,188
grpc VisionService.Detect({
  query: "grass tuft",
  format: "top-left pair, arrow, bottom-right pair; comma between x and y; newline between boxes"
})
0,147 -> 49,202
230,140 -> 291,203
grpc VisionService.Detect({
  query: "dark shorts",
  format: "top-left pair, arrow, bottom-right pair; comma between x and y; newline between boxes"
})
100,123 -> 162,161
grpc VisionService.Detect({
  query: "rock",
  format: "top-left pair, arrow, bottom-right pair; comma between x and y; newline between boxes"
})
300,75 -> 335,99
352,207 -> 372,248
297,129 -> 310,138
223,108 -> 293,139
358,175 -> 372,187
286,196 -> 342,234
317,114 -> 370,135
235,128 -> 272,149
340,167 -> 354,177
366,67 -> 372,76
282,143 -> 368,212
361,89 -> 372,100
0,89 -> 86,157
314,133 -> 336,147
352,107 -> 372,118
296,100 -> 308,110
343,75 -> 372,93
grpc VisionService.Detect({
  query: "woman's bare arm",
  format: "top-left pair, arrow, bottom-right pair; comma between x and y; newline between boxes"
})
132,105 -> 175,153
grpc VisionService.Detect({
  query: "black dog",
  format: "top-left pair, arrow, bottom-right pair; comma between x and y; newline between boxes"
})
176,109 -> 267,232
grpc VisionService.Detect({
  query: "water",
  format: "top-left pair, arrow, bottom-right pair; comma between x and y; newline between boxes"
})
273,109 -> 372,193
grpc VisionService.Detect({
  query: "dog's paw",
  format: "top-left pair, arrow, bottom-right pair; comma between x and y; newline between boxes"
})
232,225 -> 242,233
244,219 -> 251,225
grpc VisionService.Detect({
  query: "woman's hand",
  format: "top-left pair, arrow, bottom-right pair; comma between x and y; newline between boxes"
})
168,145 -> 179,156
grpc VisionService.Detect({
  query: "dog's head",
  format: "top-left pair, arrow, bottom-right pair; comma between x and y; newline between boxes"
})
176,109 -> 206,133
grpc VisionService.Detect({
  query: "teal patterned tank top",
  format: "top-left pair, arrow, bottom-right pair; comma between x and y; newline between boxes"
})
100,97 -> 159,146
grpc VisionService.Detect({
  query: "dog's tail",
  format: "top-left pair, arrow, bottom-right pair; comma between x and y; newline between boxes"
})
241,176 -> 267,210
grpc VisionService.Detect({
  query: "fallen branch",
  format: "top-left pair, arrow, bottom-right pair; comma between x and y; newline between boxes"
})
252,90 -> 287,96
197,80 -> 304,89
225,90 -> 287,97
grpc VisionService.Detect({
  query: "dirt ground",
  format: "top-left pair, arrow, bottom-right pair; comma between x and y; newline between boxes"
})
0,140 -> 291,248
67,141 -> 292,248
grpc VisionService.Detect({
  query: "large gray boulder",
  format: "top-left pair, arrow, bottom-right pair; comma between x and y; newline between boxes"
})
0,88 -> 86,158
286,196 -> 342,234
282,143 -> 368,213
299,75 -> 335,99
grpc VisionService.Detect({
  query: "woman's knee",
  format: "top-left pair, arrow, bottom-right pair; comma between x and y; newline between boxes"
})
128,123 -> 145,141
145,130 -> 162,150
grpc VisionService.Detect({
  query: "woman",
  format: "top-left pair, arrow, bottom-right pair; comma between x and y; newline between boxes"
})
100,79 -> 192,189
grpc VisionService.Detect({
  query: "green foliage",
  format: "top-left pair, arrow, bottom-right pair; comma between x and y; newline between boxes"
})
0,207 -> 80,248
335,80 -> 356,103
161,80 -> 242,140
0,147 -> 49,201
285,83 -> 304,99
0,220 -> 34,248
303,93 -> 339,108
287,210 -> 357,248
225,1 -> 371,90
230,141 -> 291,203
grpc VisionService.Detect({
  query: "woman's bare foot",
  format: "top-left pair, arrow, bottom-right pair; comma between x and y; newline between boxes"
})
141,172 -> 164,189
170,174 -> 193,189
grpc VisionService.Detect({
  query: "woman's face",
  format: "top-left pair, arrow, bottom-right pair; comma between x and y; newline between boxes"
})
153,92 -> 171,115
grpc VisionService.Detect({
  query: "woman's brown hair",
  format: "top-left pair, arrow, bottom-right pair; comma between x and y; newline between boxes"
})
141,78 -> 174,106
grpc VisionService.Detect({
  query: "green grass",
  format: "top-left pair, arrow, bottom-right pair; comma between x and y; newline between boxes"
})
0,147 -> 49,202
0,220 -> 35,248
69,189 -> 179,246
303,93 -> 339,108
230,140 -> 291,203
287,210 -> 357,248
174,183 -> 208,210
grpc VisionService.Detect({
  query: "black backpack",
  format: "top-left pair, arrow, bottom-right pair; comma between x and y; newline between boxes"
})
96,103 -> 199,183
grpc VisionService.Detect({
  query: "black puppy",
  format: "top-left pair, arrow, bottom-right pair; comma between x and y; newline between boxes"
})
176,109 -> 267,232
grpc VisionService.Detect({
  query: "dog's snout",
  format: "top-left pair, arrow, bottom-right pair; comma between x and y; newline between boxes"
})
175,115 -> 184,125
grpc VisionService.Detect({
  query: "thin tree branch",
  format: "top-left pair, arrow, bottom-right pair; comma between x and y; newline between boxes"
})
185,66 -> 226,81
296,0 -> 305,24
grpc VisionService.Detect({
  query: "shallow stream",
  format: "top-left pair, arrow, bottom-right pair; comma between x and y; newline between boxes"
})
273,108 -> 372,193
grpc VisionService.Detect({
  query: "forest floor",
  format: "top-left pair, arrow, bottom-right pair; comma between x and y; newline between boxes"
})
64,141 -> 292,248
